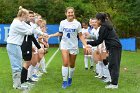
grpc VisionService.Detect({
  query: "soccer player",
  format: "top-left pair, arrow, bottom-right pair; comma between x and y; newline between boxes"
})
48,7 -> 90,89
81,20 -> 94,70
38,19 -> 49,73
6,6 -> 46,90
87,13 -> 122,89
21,10 -> 45,84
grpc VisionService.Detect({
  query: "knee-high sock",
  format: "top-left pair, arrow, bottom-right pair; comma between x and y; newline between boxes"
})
27,65 -> 34,79
62,66 -> 68,81
89,55 -> 94,66
96,63 -> 100,74
40,57 -> 46,72
100,62 -> 105,77
21,67 -> 28,83
69,67 -> 75,78
104,65 -> 111,79
84,55 -> 88,68
34,63 -> 40,74
98,61 -> 104,77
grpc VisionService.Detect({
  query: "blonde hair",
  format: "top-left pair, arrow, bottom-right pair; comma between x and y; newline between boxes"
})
42,19 -> 47,25
65,7 -> 75,13
34,13 -> 42,19
17,6 -> 28,17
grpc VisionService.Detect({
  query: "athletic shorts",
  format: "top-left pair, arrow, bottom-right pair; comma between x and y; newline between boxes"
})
21,41 -> 32,61
60,48 -> 79,55
60,45 -> 79,55
60,43 -> 79,55
22,52 -> 32,61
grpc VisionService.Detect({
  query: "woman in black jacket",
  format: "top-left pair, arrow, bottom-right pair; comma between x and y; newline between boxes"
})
87,13 -> 122,89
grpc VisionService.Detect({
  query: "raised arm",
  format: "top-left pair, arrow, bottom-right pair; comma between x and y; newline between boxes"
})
49,32 -> 63,38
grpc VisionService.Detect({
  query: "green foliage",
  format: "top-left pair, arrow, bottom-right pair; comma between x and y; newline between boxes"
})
0,0 -> 139,37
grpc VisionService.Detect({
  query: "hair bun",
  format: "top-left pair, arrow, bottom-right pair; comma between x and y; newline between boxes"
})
19,6 -> 23,10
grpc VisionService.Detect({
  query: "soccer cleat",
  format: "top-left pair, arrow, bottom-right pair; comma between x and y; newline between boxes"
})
105,84 -> 118,89
36,71 -> 43,77
85,68 -> 88,70
67,78 -> 72,86
62,81 -> 67,89
27,78 -> 35,83
31,74 -> 39,82
90,66 -> 93,70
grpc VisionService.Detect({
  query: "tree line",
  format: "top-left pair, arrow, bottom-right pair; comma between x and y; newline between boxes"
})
0,0 -> 139,38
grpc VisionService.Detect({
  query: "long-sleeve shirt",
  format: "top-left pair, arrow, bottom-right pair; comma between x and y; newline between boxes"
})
7,19 -> 43,45
87,21 -> 122,50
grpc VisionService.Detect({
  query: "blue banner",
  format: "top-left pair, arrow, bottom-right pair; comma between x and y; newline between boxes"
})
0,24 -> 59,44
120,38 -> 136,51
0,24 -> 137,51
0,24 -> 10,44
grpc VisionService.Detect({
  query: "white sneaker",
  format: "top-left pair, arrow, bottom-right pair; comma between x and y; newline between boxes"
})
105,84 -> 118,89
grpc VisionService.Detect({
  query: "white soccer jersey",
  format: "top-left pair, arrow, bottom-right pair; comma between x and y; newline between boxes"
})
59,19 -> 82,50
82,28 -> 89,34
92,27 -> 100,40
82,27 -> 89,41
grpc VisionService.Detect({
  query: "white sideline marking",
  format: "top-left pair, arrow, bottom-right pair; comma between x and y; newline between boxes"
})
46,48 -> 59,68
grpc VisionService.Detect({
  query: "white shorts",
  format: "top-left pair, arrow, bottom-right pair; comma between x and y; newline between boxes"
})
60,48 -> 79,55
60,41 -> 79,55
60,45 -> 79,55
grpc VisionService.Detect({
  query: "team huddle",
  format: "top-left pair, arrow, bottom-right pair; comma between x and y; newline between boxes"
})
6,6 -> 122,90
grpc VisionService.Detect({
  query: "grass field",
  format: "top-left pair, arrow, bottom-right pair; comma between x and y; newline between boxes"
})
0,47 -> 140,93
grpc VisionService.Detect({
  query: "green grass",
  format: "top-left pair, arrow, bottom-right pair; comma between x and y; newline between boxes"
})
0,47 -> 140,93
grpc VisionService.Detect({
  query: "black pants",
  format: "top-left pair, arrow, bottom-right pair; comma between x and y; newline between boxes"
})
108,47 -> 122,85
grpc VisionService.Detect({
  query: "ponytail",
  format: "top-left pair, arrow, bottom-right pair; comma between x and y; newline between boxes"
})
17,6 -> 28,17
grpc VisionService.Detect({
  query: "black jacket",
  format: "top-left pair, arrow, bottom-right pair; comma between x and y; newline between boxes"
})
87,21 -> 122,50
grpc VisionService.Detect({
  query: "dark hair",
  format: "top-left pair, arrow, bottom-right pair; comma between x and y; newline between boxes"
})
28,10 -> 34,14
82,19 -> 88,25
104,13 -> 114,27
96,13 -> 106,22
